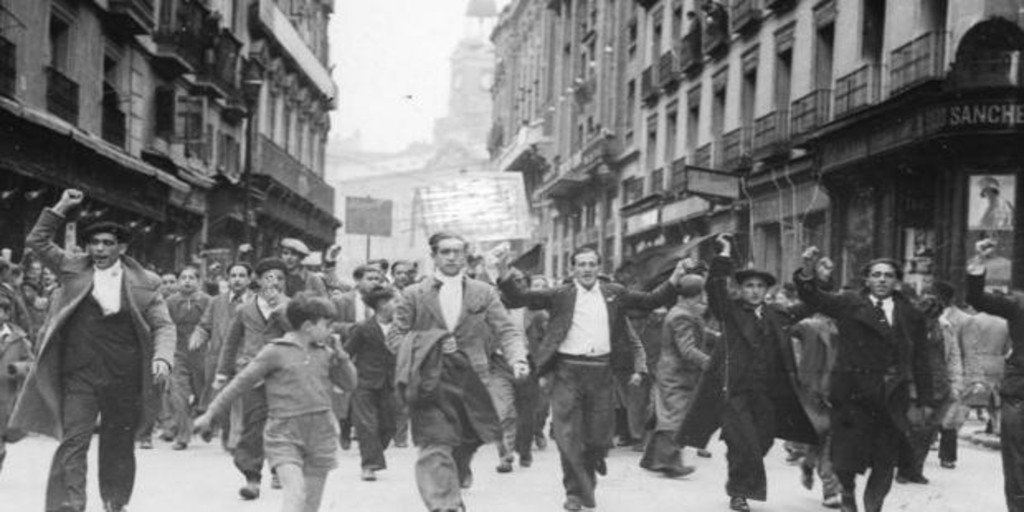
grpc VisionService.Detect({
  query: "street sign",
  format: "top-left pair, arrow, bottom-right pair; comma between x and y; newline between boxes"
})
345,196 -> 393,237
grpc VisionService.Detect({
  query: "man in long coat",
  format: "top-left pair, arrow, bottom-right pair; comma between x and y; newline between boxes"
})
794,247 -> 933,512
498,247 -> 685,511
641,274 -> 709,477
677,235 -> 818,512
8,189 -> 175,512
965,239 -> 1024,512
386,232 -> 528,512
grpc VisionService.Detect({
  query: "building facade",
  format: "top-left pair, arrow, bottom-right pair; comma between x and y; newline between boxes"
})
0,0 -> 337,272
491,0 -> 1024,292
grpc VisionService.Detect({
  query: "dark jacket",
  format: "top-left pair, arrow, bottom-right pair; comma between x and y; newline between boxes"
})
677,256 -> 819,448
345,317 -> 396,390
498,279 -> 674,376
965,272 -> 1024,399
217,299 -> 290,378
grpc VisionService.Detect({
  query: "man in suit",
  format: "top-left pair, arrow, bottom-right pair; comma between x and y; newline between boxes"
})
346,286 -> 400,481
386,232 -> 528,512
795,247 -> 934,512
965,239 -> 1024,512
677,236 -> 818,512
188,262 -> 254,445
9,189 -> 175,512
279,238 -> 326,298
331,263 -> 386,449
497,246 -> 687,512
213,258 -> 290,500
391,259 -> 417,448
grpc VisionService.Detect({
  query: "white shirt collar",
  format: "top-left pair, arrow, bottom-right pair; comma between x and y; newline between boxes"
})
435,270 -> 465,286
0,323 -> 11,339
95,259 -> 123,278
574,280 -> 602,295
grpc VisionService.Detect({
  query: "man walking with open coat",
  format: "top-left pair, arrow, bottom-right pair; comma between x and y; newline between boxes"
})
8,189 -> 175,512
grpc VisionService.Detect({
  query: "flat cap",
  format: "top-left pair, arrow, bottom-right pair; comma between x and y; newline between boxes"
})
280,238 -> 311,256
734,268 -> 777,288
677,274 -> 706,298
81,221 -> 131,244
255,257 -> 288,278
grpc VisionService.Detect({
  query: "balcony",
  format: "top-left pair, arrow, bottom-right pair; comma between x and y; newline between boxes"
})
196,32 -> 241,99
254,134 -> 335,214
658,50 -> 681,90
833,64 -> 881,119
101,84 -> 127,148
752,109 -> 790,159
45,67 -> 79,125
764,0 -> 795,12
107,0 -> 156,35
890,31 -> 947,96
694,143 -> 712,168
951,51 -> 1024,89
790,89 -> 831,139
152,0 -> 209,76
641,65 -> 659,104
0,36 -> 14,99
730,0 -> 762,36
679,31 -> 703,75
721,127 -> 752,170
670,157 -> 687,191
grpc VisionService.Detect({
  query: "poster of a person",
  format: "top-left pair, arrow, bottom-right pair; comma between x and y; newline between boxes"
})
969,174 -> 1015,231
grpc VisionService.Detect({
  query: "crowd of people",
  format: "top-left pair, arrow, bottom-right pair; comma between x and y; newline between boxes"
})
0,188 -> 1019,512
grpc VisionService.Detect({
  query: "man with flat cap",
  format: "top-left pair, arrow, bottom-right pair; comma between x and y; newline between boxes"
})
9,189 -> 175,512
794,247 -> 933,512
279,238 -> 326,298
214,257 -> 291,500
677,234 -> 818,512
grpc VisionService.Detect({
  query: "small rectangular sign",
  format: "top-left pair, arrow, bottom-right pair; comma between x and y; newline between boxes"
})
345,197 -> 393,237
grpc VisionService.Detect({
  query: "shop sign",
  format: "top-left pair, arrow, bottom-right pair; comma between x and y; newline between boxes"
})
662,196 -> 710,224
685,166 -> 740,199
624,208 -> 660,236
945,102 -> 1024,131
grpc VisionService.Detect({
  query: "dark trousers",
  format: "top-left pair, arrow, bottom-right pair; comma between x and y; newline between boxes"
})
46,372 -> 142,512
551,360 -> 614,509
513,373 -> 541,462
352,385 -> 397,470
640,430 -> 685,472
721,393 -> 775,502
233,385 -> 268,482
1003,398 -> 1024,512
168,352 -> 207,445
136,379 -> 165,441
939,428 -> 958,463
612,372 -> 649,442
835,420 -> 901,512
536,375 -> 552,439
898,418 -> 940,479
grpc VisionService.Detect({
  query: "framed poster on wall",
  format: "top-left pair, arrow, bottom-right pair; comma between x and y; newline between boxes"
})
967,173 -> 1016,291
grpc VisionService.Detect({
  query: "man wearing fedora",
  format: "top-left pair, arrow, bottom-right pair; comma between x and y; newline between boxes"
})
279,238 -> 327,298
794,246 -> 934,512
677,234 -> 818,512
8,189 -> 175,512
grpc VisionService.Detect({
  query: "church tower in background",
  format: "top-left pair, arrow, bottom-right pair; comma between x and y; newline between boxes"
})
432,0 -> 498,158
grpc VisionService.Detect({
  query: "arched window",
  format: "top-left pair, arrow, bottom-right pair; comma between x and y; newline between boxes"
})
952,18 -> 1024,88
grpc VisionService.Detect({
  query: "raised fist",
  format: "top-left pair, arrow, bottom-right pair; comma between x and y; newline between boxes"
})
714,233 -> 733,257
976,239 -> 997,259
54,189 -> 84,215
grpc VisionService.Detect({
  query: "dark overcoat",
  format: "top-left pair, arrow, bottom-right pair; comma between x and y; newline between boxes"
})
792,270 -> 933,473
677,257 -> 819,449
8,209 -> 176,440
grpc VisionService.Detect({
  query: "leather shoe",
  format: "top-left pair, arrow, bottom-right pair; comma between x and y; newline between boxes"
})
270,473 -> 282,489
563,498 -> 583,511
520,456 -> 532,468
729,496 -> 751,511
696,449 -> 712,458
535,435 -> 548,450
496,458 -> 513,473
661,465 -> 695,478
940,460 -> 956,469
801,464 -> 814,490
895,473 -> 929,485
361,468 -> 377,481
239,480 -> 260,500
138,439 -> 153,450
171,441 -> 187,451
593,457 -> 607,476
822,493 -> 842,509
340,438 -> 352,450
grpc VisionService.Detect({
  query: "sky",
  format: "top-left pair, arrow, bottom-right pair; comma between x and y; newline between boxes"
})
328,0 -> 510,153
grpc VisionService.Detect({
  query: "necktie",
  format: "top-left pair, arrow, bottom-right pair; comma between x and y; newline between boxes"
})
874,300 -> 889,326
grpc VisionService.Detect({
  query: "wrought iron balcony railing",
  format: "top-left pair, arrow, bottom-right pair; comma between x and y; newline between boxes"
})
890,31 -> 947,95
790,89 -> 831,138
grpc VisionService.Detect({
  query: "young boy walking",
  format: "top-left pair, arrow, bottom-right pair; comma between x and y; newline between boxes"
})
196,293 -> 357,512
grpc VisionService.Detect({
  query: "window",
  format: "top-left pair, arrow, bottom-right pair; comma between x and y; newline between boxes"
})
862,0 -> 886,63
665,105 -> 678,164
625,79 -> 637,144
775,48 -> 792,110
712,88 -> 726,140
627,18 -> 638,59
49,15 -> 71,71
282,102 -> 292,150
651,8 -> 663,63
645,114 -> 658,172
623,176 -> 644,204
686,91 -> 700,153
671,1 -> 684,42
651,168 -> 664,193
267,89 -> 278,141
585,200 -> 596,228
815,23 -> 835,90
741,69 -> 757,126
604,188 -> 616,220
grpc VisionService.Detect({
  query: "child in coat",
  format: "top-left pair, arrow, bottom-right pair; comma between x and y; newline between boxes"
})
195,293 -> 357,512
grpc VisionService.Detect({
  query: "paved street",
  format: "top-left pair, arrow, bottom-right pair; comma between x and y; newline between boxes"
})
0,428 -> 1006,512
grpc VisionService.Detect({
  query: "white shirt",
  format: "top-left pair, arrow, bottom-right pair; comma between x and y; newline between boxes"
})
872,296 -> 895,325
560,281 -> 611,356
256,295 -> 276,321
91,260 -> 123,316
376,318 -> 392,338
0,323 -> 11,342
436,272 -> 464,332
355,292 -> 374,321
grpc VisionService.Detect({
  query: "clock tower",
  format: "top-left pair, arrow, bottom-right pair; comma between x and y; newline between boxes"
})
432,0 -> 497,157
